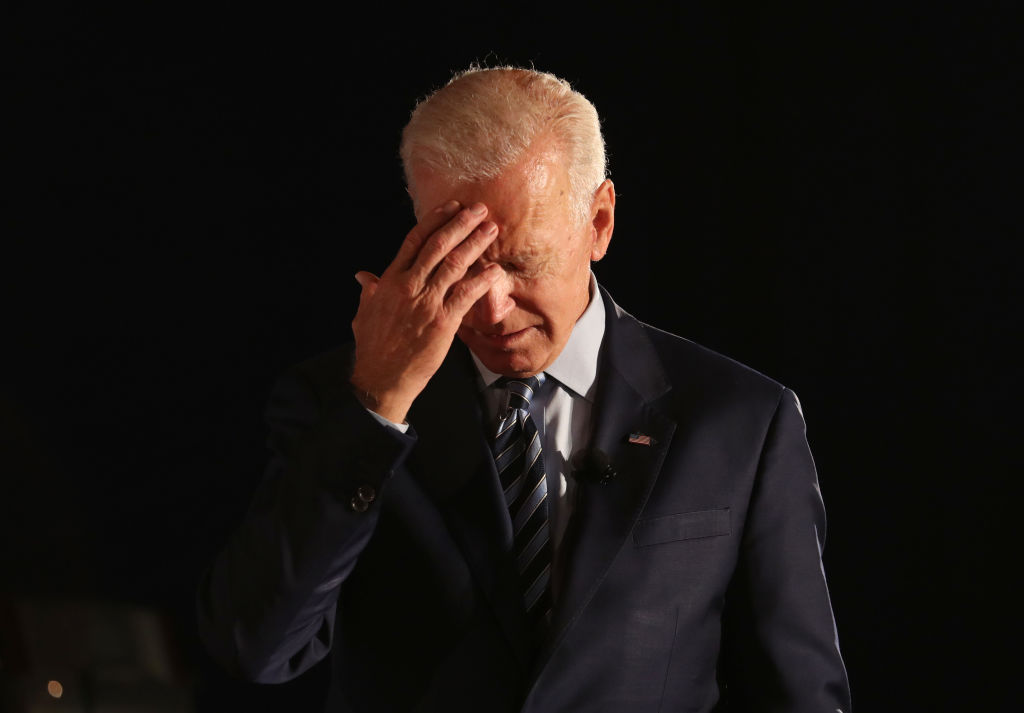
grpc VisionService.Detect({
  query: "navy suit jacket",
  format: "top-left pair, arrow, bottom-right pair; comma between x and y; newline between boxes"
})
197,287 -> 851,712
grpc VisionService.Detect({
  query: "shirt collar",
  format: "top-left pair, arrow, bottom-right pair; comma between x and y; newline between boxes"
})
470,272 -> 606,402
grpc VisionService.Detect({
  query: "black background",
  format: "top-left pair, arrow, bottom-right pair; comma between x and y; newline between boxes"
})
5,4 -> 1019,711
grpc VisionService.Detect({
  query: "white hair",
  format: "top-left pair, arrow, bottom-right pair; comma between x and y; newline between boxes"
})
400,66 -> 607,225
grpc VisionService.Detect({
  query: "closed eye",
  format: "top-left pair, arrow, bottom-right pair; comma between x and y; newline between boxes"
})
504,260 -> 546,278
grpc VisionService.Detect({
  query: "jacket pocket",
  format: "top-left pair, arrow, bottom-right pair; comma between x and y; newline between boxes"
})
633,508 -> 731,547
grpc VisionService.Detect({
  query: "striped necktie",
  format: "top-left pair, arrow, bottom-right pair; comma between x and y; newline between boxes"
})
492,375 -> 552,628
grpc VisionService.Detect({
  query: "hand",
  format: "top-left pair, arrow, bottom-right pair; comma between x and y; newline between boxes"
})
349,201 -> 501,423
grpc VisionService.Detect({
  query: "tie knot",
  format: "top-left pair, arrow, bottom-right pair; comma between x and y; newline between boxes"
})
497,374 -> 544,412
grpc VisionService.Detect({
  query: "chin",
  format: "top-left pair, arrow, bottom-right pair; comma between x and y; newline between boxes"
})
478,349 -> 540,377
460,334 -> 544,377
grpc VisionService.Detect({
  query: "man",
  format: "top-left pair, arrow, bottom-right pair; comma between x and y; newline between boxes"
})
198,67 -> 851,712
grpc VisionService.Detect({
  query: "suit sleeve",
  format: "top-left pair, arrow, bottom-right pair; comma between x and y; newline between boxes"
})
720,388 -> 852,712
196,364 -> 416,683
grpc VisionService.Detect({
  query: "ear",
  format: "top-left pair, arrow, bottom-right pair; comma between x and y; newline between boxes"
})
588,179 -> 615,261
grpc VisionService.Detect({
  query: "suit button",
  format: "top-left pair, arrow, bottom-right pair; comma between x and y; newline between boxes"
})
349,485 -> 376,513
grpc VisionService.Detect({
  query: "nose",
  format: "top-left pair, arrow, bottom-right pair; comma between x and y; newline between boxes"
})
472,272 -> 515,326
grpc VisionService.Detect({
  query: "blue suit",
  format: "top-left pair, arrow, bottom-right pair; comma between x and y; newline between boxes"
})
197,287 -> 851,712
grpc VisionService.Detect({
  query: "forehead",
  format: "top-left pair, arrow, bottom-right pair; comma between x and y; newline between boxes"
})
412,148 -> 575,257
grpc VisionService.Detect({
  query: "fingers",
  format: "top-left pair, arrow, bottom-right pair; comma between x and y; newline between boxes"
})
407,203 -> 491,287
445,263 -> 502,319
428,219 -> 498,293
389,200 -> 462,274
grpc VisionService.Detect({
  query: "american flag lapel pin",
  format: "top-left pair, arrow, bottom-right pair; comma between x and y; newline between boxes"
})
628,432 -> 655,446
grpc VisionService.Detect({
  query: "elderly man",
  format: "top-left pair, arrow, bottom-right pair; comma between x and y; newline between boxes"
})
198,67 -> 851,712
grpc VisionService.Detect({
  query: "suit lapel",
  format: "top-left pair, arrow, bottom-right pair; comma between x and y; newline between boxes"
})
406,343 -> 533,672
534,289 -> 677,677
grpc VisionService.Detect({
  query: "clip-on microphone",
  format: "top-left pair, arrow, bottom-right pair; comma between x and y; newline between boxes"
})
570,448 -> 617,485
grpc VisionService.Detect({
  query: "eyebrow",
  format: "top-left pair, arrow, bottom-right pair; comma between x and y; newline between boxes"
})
495,250 -> 545,266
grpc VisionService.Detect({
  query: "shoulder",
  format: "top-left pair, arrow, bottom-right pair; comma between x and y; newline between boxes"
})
601,288 -> 787,416
262,345 -> 356,431
274,345 -> 354,404
645,322 -> 784,402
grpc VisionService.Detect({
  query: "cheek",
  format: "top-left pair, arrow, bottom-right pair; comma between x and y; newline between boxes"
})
519,281 -> 582,328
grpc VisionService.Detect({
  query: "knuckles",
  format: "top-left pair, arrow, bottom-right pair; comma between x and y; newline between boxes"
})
441,253 -> 466,273
453,208 -> 477,230
396,278 -> 419,299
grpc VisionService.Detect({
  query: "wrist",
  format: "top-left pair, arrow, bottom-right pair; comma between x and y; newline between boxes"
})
349,376 -> 411,425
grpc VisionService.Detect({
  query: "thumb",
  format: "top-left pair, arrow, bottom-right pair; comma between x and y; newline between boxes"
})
354,271 -> 380,296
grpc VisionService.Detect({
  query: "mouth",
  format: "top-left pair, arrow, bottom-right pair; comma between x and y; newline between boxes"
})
473,326 -> 534,349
